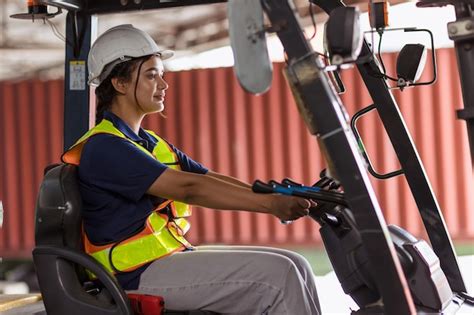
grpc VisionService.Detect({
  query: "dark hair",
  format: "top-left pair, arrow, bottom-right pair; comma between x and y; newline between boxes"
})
94,55 -> 152,124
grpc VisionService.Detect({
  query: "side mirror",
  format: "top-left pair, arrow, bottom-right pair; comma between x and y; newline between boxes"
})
366,27 -> 436,90
396,43 -> 428,86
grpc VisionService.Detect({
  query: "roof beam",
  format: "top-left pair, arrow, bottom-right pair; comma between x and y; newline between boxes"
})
71,0 -> 227,15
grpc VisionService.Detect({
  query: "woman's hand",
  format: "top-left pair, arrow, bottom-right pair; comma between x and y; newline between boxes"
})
268,195 -> 312,221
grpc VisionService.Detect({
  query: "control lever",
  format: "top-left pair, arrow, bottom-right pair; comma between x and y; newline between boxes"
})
281,178 -> 302,187
252,178 -> 348,225
313,169 -> 341,190
253,180 -> 346,205
281,178 -> 343,224
281,178 -> 324,192
270,179 -> 321,192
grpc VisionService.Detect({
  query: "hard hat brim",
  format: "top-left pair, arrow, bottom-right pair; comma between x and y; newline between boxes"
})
158,50 -> 174,60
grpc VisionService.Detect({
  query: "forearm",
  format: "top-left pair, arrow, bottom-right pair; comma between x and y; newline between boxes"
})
205,171 -> 252,189
185,174 -> 272,213
148,169 -> 272,214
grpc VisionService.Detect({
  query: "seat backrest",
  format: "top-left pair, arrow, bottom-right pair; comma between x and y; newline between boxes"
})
35,163 -> 90,283
35,163 -> 82,249
33,164 -> 133,315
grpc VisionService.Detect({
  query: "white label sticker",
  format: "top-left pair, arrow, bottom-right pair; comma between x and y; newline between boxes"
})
0,201 -> 3,228
70,60 -> 86,90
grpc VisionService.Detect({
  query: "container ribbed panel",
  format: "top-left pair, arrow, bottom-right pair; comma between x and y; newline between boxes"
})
0,48 -> 472,258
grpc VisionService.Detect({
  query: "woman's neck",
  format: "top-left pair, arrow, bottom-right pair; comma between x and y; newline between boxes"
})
109,102 -> 144,135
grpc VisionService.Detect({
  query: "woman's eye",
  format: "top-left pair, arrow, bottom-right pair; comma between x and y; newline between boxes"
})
147,73 -> 157,80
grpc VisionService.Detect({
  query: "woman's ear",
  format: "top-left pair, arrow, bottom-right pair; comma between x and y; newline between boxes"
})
111,77 -> 128,95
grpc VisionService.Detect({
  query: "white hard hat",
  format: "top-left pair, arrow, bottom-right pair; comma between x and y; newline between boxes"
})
88,24 -> 174,86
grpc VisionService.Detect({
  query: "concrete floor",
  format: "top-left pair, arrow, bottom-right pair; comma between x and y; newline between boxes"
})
2,255 -> 473,314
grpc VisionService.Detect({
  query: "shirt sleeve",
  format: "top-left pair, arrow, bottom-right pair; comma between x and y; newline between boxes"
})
167,142 -> 208,174
79,134 -> 168,202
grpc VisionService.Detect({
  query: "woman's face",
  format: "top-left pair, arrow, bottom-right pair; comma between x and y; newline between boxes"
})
127,55 -> 168,114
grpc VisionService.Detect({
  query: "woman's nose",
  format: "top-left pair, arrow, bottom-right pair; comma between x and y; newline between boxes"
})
158,77 -> 168,90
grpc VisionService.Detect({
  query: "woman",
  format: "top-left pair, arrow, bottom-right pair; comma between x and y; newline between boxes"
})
62,24 -> 321,314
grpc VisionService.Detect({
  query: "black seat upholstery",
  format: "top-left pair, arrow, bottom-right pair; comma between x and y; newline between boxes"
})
33,164 -> 132,315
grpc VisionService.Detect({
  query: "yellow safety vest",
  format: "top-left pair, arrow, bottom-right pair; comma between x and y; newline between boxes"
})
62,119 -> 192,274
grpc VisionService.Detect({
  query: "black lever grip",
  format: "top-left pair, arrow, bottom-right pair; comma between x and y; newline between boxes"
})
268,179 -> 281,186
252,180 -> 274,194
282,178 -> 302,187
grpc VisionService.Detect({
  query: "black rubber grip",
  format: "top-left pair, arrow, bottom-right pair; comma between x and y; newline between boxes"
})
252,180 -> 274,194
268,179 -> 280,186
282,178 -> 302,187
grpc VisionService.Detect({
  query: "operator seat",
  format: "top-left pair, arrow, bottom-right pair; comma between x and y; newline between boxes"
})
32,164 -> 215,315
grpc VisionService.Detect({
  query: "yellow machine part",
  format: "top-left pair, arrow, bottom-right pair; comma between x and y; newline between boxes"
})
0,294 -> 42,312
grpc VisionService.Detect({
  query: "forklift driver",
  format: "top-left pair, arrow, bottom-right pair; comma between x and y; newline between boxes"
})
61,24 -> 321,315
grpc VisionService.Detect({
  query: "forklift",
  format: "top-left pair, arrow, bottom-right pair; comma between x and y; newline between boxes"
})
4,0 -> 474,314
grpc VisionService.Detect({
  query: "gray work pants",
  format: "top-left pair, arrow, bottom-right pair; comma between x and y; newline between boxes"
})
132,245 -> 321,315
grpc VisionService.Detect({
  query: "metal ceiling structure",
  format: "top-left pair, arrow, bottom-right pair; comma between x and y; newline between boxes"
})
0,0 -> 407,81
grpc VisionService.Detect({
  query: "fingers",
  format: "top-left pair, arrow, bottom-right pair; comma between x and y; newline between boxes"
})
294,208 -> 309,219
297,197 -> 311,209
299,206 -> 310,217
272,196 -> 315,221
287,197 -> 311,220
296,197 -> 317,211
277,207 -> 306,221
288,209 -> 309,220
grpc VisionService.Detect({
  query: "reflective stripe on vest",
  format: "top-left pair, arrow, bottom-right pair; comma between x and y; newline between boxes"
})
62,119 -> 192,274
85,212 -> 187,274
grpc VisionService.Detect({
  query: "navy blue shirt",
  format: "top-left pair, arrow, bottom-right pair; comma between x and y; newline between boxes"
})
78,111 -> 208,289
